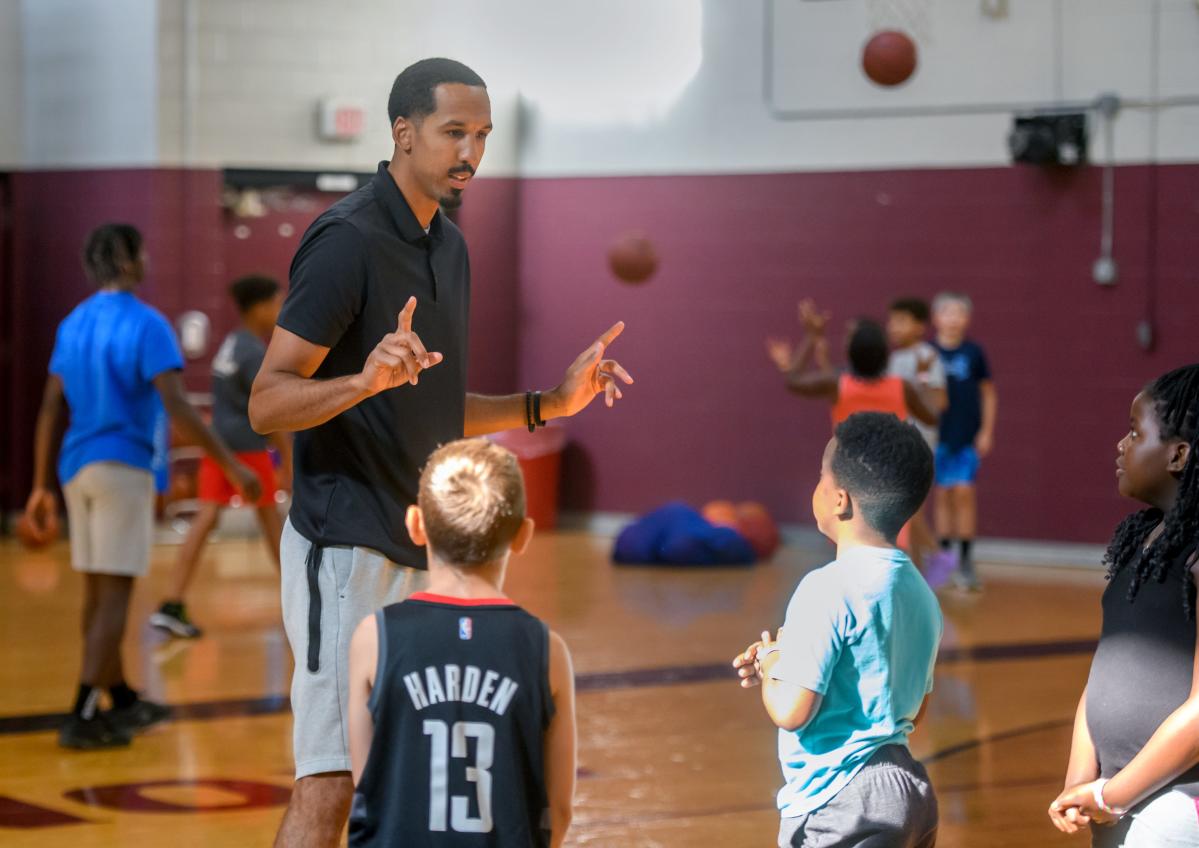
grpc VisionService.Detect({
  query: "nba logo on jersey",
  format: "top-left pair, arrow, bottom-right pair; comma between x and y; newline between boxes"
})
459,617 -> 472,640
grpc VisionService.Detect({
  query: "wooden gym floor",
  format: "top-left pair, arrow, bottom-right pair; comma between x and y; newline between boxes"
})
0,528 -> 1104,846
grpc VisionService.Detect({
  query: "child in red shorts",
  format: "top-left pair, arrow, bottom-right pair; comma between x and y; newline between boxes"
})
151,276 -> 291,638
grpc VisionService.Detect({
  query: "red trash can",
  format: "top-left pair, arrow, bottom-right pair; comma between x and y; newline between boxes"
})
488,424 -> 567,530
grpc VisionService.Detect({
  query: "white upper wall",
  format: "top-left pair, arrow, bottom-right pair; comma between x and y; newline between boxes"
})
7,0 -> 1199,173
20,0 -> 158,167
519,0 -> 1199,176
156,0 -> 523,177
0,0 -> 23,168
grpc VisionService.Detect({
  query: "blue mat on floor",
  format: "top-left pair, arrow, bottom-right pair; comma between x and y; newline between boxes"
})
613,502 -> 757,566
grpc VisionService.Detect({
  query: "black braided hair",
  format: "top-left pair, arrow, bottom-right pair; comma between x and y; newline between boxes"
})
1103,364 -> 1199,618
82,223 -> 142,285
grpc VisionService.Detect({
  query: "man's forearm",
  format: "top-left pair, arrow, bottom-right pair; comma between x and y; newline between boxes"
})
250,372 -> 371,434
464,391 -> 566,437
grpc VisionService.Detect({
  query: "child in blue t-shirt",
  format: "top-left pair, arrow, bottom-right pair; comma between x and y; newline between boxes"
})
23,224 -> 261,751
734,412 -> 943,847
931,291 -> 996,591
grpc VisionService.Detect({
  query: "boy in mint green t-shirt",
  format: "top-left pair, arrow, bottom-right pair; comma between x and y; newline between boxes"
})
734,412 -> 943,847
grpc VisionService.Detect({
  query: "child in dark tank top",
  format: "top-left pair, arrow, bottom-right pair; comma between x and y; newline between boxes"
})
1049,363 -> 1199,847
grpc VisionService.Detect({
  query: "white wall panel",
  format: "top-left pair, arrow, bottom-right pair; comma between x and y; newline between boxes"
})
22,0 -> 158,167
8,0 -> 1198,172
0,0 -> 24,167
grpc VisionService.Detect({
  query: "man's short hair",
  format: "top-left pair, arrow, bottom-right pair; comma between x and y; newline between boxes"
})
418,438 -> 526,565
388,58 -> 487,125
831,412 -> 933,539
229,275 -> 279,313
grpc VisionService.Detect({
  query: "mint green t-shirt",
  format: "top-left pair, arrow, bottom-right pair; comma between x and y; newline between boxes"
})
770,546 -> 942,818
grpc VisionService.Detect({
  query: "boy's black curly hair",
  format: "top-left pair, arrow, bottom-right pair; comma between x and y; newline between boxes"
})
832,412 -> 934,539
1104,364 -> 1199,618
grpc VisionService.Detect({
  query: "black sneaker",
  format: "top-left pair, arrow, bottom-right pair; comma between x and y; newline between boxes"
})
150,602 -> 203,638
107,699 -> 172,733
59,713 -> 133,750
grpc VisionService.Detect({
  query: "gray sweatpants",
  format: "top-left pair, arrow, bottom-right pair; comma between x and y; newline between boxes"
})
778,745 -> 938,848
280,518 -> 428,778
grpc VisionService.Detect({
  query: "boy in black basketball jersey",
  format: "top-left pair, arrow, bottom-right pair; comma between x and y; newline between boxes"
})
347,439 -> 576,847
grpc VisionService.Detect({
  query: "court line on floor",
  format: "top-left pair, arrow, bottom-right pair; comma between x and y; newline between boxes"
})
0,638 -> 1096,736
569,721 -> 1077,831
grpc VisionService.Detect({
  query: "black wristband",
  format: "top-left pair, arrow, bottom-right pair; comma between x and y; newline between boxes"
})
525,391 -> 535,433
533,391 -> 546,428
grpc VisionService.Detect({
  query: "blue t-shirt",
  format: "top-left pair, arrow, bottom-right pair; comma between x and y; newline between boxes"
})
934,339 -> 991,450
771,546 -> 942,818
49,291 -> 184,485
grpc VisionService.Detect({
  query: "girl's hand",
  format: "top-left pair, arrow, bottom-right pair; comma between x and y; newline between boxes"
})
1049,782 -> 1119,834
1047,800 -> 1090,835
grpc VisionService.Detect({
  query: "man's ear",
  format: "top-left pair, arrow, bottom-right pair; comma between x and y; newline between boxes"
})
393,116 -> 414,153
510,517 -> 535,556
1168,440 -> 1192,476
406,505 -> 427,547
835,488 -> 854,522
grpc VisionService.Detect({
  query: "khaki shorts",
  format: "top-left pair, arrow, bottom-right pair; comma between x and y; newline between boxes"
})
280,518 -> 429,779
62,461 -> 155,577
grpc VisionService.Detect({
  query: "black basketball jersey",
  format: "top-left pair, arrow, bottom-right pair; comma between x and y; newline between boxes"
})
349,593 -> 554,848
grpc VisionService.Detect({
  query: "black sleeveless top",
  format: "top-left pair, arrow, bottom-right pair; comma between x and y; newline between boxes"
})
349,594 -> 554,848
1086,543 -> 1199,798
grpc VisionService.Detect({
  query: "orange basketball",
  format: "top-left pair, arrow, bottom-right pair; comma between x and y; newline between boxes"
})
702,499 -> 739,528
862,30 -> 918,87
16,509 -> 59,550
735,501 -> 781,560
608,232 -> 658,284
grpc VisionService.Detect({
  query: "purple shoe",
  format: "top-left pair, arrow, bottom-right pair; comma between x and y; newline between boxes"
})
924,551 -> 958,590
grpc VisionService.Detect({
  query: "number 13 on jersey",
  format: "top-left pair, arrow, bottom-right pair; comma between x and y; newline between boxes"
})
423,719 -> 495,833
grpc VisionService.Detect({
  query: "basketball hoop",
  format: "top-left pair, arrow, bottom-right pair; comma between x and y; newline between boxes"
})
866,0 -> 931,45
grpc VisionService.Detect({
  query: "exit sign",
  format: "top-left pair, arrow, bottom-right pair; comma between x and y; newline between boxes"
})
317,98 -> 366,142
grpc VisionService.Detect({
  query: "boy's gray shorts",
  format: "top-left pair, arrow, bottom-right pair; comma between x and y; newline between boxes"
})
280,518 -> 428,778
778,745 -> 938,848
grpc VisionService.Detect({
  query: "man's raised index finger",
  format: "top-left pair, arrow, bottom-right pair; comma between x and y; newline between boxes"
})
595,321 -> 625,351
398,296 -> 417,333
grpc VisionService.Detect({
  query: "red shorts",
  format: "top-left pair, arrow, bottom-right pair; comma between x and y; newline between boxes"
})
198,451 -> 278,508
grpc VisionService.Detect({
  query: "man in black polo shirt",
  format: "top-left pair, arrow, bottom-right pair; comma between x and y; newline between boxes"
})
250,58 -> 632,847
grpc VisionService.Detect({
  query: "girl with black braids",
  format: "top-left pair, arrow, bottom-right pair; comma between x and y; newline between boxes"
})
1048,363 -> 1199,846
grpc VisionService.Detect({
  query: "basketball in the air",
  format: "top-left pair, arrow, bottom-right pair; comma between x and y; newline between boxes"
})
862,30 -> 918,87
608,232 -> 658,284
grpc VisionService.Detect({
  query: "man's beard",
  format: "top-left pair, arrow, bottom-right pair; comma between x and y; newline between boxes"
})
440,188 -> 464,210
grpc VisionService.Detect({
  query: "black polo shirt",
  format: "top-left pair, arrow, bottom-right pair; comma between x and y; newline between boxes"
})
277,161 -> 470,566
